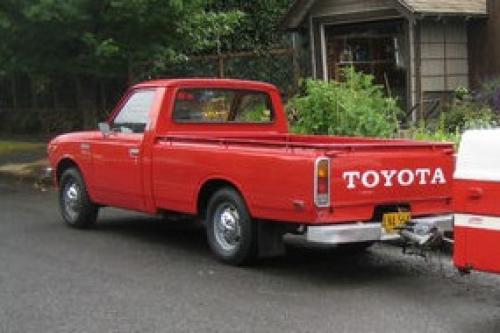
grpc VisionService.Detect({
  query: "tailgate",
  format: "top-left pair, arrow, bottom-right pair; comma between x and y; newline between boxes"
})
329,146 -> 454,222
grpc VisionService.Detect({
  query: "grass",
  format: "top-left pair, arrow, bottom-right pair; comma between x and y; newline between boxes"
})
0,140 -> 46,156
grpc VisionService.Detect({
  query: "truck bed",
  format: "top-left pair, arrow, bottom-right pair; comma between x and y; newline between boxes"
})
155,132 -> 454,224
158,132 -> 453,151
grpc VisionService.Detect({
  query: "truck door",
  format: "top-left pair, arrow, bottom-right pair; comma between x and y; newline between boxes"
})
90,88 -> 158,211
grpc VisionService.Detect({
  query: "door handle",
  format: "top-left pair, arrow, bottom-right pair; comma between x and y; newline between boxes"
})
80,143 -> 91,154
467,187 -> 483,200
129,148 -> 140,158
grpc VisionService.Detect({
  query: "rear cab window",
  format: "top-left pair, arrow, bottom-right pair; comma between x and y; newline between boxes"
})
172,88 -> 274,124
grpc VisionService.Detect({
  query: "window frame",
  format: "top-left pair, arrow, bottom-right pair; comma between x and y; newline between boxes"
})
172,88 -> 276,125
109,88 -> 158,134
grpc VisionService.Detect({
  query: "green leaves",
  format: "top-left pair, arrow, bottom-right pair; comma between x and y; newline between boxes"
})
0,0 -> 247,81
82,33 -> 119,58
24,0 -> 80,22
179,10 -> 245,54
410,87 -> 498,146
287,67 -> 401,138
206,0 -> 292,51
0,0 -> 292,82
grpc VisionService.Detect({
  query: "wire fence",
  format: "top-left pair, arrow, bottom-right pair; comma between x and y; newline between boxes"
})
163,48 -> 302,99
0,48 -> 304,134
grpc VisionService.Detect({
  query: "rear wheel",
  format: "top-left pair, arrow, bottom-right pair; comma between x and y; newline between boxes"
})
206,188 -> 256,265
59,167 -> 98,228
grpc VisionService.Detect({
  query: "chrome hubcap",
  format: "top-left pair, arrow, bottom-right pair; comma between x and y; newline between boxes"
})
214,204 -> 241,252
63,181 -> 80,219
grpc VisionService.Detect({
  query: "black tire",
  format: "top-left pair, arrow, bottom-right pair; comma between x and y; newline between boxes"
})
206,187 -> 257,265
58,167 -> 98,229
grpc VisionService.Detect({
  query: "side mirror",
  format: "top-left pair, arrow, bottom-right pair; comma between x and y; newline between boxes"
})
98,122 -> 111,137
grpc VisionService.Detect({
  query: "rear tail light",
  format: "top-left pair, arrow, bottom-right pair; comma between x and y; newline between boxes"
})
315,157 -> 331,208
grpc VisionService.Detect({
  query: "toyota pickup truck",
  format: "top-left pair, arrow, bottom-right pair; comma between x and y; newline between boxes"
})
47,78 -> 454,265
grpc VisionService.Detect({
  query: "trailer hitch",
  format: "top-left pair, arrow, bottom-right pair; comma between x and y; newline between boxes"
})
398,221 -> 444,257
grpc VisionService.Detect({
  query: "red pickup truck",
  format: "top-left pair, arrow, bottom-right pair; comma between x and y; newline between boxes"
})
48,79 -> 454,265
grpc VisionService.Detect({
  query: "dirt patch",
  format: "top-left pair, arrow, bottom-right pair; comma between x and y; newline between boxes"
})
0,158 -> 48,177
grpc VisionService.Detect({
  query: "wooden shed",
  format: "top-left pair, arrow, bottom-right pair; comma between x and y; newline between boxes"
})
282,0 -> 488,119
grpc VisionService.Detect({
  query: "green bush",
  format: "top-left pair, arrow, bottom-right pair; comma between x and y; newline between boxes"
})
409,115 -> 461,146
287,67 -> 401,137
478,78 -> 500,112
443,87 -> 496,133
409,87 -> 498,147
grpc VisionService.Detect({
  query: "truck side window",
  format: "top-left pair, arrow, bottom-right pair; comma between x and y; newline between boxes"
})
173,89 -> 274,123
112,89 -> 156,133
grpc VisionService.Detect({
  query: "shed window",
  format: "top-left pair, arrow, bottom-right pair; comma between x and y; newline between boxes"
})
325,20 -> 408,108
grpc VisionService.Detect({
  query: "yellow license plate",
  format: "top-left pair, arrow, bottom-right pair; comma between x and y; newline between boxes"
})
382,212 -> 411,234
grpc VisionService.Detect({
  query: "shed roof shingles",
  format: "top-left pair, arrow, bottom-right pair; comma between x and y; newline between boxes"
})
281,0 -> 487,29
398,0 -> 486,15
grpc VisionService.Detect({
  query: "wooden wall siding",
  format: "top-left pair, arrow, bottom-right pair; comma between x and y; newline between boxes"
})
413,19 -> 469,96
468,0 -> 500,88
310,0 -> 394,17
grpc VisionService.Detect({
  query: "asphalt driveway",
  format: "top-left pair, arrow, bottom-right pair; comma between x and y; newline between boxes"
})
1,179 -> 500,333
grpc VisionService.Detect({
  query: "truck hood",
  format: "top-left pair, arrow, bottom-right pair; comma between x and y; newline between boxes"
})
50,131 -> 101,144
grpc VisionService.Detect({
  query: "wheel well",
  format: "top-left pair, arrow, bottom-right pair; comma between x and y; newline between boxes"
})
56,158 -> 79,183
197,179 -> 242,219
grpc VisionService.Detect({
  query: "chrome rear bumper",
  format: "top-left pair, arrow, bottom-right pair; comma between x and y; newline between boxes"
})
306,214 -> 453,245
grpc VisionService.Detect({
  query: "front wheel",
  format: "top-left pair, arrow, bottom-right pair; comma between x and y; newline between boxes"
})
206,188 -> 257,265
59,167 -> 98,228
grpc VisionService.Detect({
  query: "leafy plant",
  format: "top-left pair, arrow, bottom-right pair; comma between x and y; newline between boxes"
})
477,78 -> 500,112
443,87 -> 496,133
409,115 -> 461,146
287,67 -> 401,138
409,87 -> 498,147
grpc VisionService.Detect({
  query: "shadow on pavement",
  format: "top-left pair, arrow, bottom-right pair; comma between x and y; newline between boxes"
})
91,211 -> 421,286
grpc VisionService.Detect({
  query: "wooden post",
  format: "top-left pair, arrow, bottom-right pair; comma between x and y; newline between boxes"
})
443,20 -> 448,94
406,20 -> 414,123
217,36 -> 224,78
218,54 -> 224,78
292,49 -> 300,93
414,21 -> 423,121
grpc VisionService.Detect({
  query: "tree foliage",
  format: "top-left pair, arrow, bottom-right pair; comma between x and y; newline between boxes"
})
0,0 -> 292,132
206,0 -> 292,51
179,10 -> 245,55
0,0 -> 248,82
